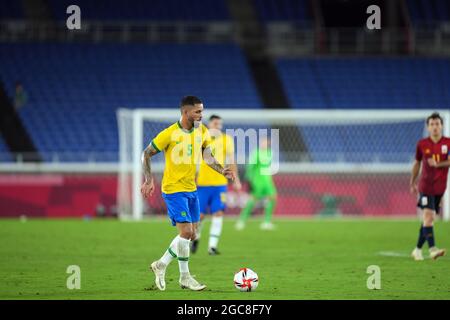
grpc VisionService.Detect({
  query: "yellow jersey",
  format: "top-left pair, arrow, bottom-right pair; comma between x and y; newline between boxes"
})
197,133 -> 234,186
151,121 -> 211,194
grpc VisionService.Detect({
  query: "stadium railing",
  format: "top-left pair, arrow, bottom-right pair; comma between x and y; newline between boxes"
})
1,21 -> 450,55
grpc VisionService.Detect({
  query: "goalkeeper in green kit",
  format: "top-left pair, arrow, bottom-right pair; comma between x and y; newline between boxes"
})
236,137 -> 277,231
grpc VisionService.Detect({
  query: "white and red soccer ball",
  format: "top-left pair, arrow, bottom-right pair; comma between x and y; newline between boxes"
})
234,268 -> 259,292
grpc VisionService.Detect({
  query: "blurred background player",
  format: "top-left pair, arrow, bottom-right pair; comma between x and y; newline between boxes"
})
141,96 -> 235,291
236,137 -> 276,231
410,112 -> 450,261
192,114 -> 241,255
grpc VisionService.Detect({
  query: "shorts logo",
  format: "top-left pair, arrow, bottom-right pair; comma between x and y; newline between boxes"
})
181,211 -> 187,217
220,192 -> 227,203
421,197 -> 428,206
442,145 -> 448,154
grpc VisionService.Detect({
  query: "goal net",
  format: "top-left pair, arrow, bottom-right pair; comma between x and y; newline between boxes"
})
117,109 -> 450,221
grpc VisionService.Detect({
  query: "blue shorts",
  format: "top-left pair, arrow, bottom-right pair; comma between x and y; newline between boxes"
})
162,191 -> 200,226
198,185 -> 227,215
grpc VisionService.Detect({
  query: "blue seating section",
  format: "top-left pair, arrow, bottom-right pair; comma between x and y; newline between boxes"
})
0,0 -> 23,19
1,43 -> 446,163
277,58 -> 445,162
300,121 -> 423,163
253,0 -> 311,23
406,0 -> 450,25
0,134 -> 11,162
277,58 -> 450,109
48,0 -> 230,21
0,43 -> 261,162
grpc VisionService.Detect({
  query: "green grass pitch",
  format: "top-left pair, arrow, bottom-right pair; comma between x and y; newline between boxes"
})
1,218 -> 449,300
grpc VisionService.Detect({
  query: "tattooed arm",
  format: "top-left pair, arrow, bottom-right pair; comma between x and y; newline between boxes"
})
140,144 -> 159,198
203,146 -> 235,181
230,162 -> 241,190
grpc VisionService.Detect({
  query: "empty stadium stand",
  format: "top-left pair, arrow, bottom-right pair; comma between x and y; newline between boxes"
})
0,43 -> 262,162
1,1 -> 448,164
276,58 -> 450,109
300,121 -> 423,163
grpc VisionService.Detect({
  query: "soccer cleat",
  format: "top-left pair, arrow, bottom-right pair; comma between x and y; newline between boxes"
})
411,248 -> 424,261
208,247 -> 221,255
191,239 -> 199,254
179,274 -> 207,291
150,261 -> 167,291
429,247 -> 446,260
235,221 -> 245,231
260,222 -> 275,231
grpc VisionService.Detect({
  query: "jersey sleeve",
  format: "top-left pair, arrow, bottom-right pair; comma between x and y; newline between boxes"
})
151,128 -> 171,153
415,142 -> 423,161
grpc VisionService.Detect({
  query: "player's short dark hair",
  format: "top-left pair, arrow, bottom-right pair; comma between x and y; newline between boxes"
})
209,114 -> 222,121
180,96 -> 202,109
427,112 -> 443,125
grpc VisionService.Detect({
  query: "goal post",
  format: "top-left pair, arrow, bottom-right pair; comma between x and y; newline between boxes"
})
117,108 -> 450,221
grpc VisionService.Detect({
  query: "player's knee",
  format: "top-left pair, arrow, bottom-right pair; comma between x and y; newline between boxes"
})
423,211 -> 434,226
179,232 -> 189,240
423,220 -> 434,227
180,228 -> 194,240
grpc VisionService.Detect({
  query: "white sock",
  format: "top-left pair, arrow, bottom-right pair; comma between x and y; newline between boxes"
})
177,236 -> 190,274
196,221 -> 203,240
208,216 -> 223,249
159,235 -> 179,265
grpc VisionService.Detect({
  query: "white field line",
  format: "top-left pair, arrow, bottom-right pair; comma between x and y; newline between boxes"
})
377,251 -> 449,260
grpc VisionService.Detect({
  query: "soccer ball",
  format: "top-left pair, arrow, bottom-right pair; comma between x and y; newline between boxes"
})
233,268 -> 259,292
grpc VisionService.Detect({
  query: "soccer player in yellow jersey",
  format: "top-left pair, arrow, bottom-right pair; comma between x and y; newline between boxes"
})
192,115 -> 241,255
140,96 -> 235,291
